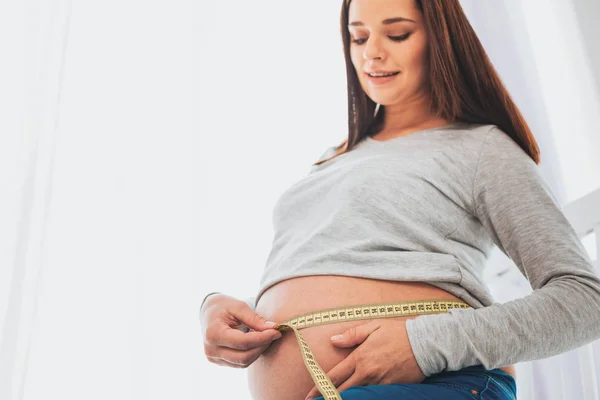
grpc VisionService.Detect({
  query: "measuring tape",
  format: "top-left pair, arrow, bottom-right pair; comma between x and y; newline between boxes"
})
270,299 -> 471,400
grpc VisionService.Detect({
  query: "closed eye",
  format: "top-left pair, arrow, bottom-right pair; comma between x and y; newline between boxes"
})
351,33 -> 411,45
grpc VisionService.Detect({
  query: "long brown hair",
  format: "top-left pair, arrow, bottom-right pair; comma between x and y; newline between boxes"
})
313,0 -> 540,166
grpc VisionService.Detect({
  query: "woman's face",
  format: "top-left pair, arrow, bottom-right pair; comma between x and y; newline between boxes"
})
348,0 -> 428,106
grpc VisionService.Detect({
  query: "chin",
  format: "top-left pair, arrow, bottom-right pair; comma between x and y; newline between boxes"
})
369,96 -> 399,106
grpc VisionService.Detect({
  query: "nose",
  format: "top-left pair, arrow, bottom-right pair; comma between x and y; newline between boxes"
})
363,36 -> 385,61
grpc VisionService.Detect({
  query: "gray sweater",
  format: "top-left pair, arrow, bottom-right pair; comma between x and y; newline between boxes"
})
243,122 -> 600,377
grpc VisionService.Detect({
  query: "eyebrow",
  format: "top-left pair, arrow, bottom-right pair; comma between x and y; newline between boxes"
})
348,17 -> 416,27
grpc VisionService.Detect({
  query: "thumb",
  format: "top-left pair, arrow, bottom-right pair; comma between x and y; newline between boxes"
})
231,303 -> 278,332
330,321 -> 380,347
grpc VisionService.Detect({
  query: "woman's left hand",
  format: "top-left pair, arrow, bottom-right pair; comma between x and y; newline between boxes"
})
304,319 -> 427,400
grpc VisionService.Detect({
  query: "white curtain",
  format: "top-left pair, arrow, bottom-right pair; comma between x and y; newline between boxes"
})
2,1 -> 599,400
1,0 -> 197,399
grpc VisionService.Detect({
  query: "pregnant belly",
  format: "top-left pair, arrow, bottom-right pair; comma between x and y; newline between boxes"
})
247,276 -> 516,400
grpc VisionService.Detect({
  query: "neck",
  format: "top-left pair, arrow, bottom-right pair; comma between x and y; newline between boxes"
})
379,95 -> 450,134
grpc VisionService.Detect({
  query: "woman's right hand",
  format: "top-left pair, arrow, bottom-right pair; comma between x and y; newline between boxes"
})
200,293 -> 282,368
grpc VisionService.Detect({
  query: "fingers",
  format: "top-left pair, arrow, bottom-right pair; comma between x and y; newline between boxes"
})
201,295 -> 283,369
206,343 -> 271,368
335,373 -> 365,394
305,386 -> 319,400
204,325 -> 282,369
305,355 -> 355,400
231,302 -> 278,332
215,325 -> 282,350
205,356 -> 246,369
330,321 -> 380,347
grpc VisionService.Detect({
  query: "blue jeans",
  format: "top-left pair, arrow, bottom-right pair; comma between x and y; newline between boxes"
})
313,364 -> 517,399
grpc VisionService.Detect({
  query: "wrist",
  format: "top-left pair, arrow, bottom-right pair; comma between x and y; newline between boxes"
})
199,292 -> 223,315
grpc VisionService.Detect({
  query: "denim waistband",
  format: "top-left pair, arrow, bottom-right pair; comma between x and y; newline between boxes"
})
439,364 -> 516,383
430,364 -> 517,396
452,364 -> 517,392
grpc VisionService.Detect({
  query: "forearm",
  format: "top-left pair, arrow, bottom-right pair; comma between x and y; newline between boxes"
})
405,276 -> 600,376
199,292 -> 256,315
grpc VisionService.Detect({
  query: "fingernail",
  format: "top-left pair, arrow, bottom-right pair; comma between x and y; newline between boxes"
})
331,334 -> 343,341
264,321 -> 276,327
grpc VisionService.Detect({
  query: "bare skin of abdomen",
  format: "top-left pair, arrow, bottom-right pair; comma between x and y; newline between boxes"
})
247,276 -> 516,400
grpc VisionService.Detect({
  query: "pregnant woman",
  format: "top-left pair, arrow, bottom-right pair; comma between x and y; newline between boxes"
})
200,0 -> 600,399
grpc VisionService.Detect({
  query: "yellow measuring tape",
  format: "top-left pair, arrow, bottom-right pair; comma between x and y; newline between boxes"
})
270,299 -> 471,400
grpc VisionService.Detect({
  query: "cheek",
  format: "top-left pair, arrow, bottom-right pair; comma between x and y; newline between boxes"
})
409,43 -> 428,70
396,50 -> 427,82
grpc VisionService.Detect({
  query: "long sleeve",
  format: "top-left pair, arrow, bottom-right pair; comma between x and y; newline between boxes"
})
405,126 -> 600,377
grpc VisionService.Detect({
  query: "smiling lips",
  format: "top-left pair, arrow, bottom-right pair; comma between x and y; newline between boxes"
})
366,70 -> 399,76
366,71 -> 400,84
